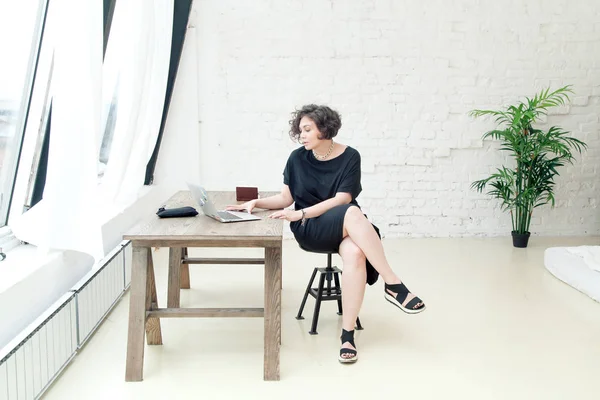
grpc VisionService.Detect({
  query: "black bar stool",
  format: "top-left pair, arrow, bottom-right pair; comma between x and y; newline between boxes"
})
296,252 -> 363,335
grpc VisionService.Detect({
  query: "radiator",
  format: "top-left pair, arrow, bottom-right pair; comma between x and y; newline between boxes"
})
73,241 -> 131,346
0,240 -> 132,400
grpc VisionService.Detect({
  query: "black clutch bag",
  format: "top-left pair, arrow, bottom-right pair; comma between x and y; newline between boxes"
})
156,206 -> 198,218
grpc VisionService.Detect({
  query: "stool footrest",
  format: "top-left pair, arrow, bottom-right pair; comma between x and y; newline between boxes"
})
309,288 -> 341,300
316,266 -> 342,274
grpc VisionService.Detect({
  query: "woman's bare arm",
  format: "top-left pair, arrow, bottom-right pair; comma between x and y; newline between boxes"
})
301,192 -> 351,219
255,185 -> 294,210
267,192 -> 352,221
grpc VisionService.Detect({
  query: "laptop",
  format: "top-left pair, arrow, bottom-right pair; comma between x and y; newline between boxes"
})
187,182 -> 261,223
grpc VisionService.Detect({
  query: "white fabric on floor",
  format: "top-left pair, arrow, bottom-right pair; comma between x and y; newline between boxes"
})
564,246 -> 600,272
544,245 -> 600,302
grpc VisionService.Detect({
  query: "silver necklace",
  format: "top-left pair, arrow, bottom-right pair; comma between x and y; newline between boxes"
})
312,140 -> 334,160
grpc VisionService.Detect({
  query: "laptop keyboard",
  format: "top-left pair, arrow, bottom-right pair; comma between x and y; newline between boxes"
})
217,211 -> 243,220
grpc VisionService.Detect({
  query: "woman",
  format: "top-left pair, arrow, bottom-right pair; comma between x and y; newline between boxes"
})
227,104 -> 425,364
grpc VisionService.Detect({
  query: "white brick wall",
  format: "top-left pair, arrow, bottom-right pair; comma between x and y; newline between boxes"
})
175,0 -> 600,237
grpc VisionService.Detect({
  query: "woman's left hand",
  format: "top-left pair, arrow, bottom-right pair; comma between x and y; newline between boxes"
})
268,209 -> 302,222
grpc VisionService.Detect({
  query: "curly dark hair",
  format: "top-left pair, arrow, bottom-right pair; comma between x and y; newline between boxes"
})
288,104 -> 342,142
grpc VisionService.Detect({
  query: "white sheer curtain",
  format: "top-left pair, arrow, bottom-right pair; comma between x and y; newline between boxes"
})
11,0 -> 103,258
100,0 -> 173,210
11,0 -> 174,260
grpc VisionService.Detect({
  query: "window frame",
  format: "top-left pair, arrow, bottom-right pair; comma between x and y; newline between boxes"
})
0,0 -> 50,227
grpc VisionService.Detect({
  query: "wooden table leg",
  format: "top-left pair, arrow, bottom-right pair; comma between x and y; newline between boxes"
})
145,250 -> 162,345
264,245 -> 282,381
126,246 -> 149,381
168,247 -> 182,308
180,247 -> 190,289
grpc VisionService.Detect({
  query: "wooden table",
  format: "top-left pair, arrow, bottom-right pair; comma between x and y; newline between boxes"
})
123,191 -> 282,381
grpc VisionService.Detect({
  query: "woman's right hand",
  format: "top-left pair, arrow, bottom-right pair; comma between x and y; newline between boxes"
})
225,199 -> 257,214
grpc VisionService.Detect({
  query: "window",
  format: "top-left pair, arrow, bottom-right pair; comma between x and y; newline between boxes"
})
0,0 -> 47,226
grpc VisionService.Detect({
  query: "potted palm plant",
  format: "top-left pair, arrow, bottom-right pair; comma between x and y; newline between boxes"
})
470,86 -> 587,248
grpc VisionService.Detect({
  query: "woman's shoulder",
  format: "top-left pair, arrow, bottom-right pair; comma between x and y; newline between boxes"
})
286,146 -> 310,165
288,146 -> 307,159
342,145 -> 360,159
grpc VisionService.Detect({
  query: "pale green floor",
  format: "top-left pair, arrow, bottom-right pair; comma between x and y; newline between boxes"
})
44,236 -> 600,400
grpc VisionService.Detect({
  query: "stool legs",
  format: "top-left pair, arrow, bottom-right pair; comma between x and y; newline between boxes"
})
296,267 -> 318,320
309,273 -> 327,335
296,256 -> 365,335
355,316 -> 363,330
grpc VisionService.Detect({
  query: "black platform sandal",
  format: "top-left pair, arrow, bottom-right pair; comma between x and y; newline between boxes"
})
339,329 -> 358,364
384,282 -> 426,314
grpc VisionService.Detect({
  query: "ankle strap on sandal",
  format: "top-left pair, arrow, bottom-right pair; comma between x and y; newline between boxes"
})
340,329 -> 355,348
385,282 -> 407,291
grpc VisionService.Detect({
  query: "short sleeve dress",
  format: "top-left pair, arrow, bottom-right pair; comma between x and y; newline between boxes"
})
283,146 -> 381,285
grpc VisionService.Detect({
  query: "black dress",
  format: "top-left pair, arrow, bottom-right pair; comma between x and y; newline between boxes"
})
283,146 -> 381,285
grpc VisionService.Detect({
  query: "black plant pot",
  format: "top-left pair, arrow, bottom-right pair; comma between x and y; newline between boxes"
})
512,231 -> 531,248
